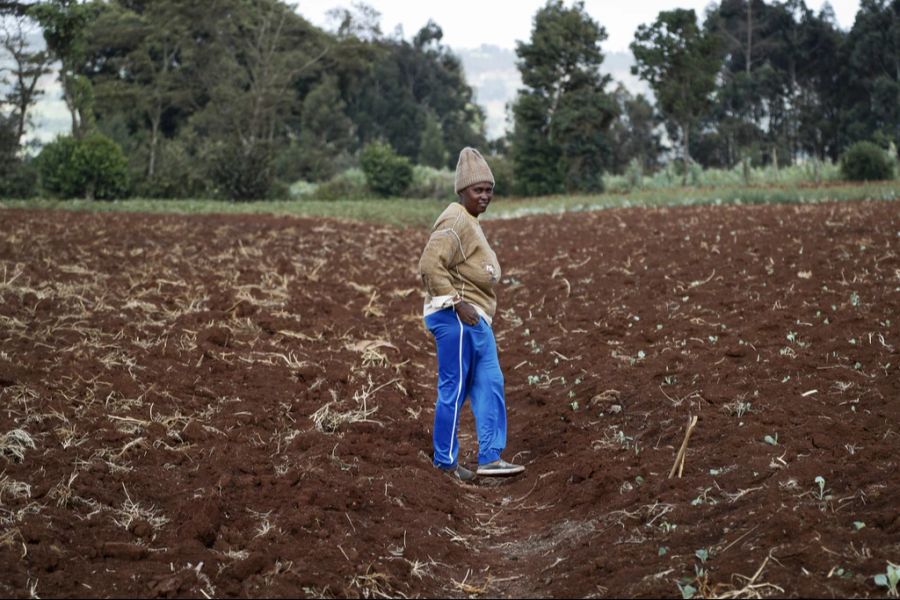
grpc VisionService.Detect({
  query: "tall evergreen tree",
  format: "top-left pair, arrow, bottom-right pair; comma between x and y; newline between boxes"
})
631,8 -> 722,179
839,0 -> 900,151
418,108 -> 448,168
297,75 -> 355,181
607,84 -> 663,174
510,0 -> 616,195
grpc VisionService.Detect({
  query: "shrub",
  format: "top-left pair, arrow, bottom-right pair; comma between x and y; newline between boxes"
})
840,141 -> 894,181
625,158 -> 643,190
313,168 -> 370,201
207,140 -> 274,201
37,133 -> 129,199
288,179 -> 319,200
0,159 -> 39,198
137,137 -> 211,199
406,165 -> 454,200
360,141 -> 413,197
487,153 -> 515,197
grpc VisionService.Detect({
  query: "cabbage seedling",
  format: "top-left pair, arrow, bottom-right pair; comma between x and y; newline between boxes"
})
814,476 -> 826,500
874,563 -> 899,597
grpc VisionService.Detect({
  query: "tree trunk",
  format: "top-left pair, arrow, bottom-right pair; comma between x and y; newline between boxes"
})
148,111 -> 160,178
746,0 -> 752,74
682,122 -> 691,186
61,72 -> 81,138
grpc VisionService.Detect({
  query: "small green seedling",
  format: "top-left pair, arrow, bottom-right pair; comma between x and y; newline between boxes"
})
695,548 -> 709,563
853,521 -> 866,531
677,581 -> 697,599
763,433 -> 779,446
814,476 -> 826,500
658,546 -> 668,556
874,563 -> 900,597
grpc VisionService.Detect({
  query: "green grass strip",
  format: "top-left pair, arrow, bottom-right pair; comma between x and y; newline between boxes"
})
2,181 -> 898,229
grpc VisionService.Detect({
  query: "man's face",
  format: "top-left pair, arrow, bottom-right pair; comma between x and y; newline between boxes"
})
461,182 -> 494,217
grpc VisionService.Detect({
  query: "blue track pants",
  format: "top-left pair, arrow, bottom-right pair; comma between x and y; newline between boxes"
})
424,308 -> 507,469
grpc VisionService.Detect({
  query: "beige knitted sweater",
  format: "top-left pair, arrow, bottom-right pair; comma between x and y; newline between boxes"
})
418,202 -> 501,323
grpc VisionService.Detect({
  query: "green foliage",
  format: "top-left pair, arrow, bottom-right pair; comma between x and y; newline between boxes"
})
138,137 -> 211,199
0,158 -> 39,199
841,0 -> 900,152
360,141 -> 413,197
607,85 -> 663,174
407,166 -> 454,200
840,141 -> 895,181
29,0 -> 97,137
511,93 -> 563,195
17,0 -> 900,198
418,110 -> 448,169
296,76 -> 356,182
313,168 -> 369,201
631,8 -> 721,173
487,153 -> 515,197
207,140 -> 274,201
288,180 -> 318,200
36,133 -> 129,199
510,0 -> 616,195
337,20 -> 485,166
873,562 -> 900,597
0,115 -> 37,198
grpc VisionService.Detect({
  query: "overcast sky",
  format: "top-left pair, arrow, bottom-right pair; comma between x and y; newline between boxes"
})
295,0 -> 861,53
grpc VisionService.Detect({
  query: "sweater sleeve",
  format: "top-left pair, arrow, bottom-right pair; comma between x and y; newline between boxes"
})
418,217 -> 467,298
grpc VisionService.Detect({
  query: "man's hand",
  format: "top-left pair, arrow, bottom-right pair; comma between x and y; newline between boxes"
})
454,300 -> 479,325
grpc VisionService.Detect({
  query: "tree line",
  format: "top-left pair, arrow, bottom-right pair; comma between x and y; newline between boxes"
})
1,0 -> 897,200
0,0 -> 485,199
510,0 -> 899,194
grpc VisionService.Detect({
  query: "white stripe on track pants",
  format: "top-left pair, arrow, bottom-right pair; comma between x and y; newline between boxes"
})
424,307 -> 507,469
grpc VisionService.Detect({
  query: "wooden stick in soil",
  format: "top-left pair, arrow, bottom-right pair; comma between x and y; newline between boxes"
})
668,414 -> 699,478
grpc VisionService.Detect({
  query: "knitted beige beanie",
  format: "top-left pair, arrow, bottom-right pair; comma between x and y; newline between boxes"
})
454,147 -> 495,194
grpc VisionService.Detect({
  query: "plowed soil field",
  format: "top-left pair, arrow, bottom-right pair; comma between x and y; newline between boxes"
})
0,200 -> 898,598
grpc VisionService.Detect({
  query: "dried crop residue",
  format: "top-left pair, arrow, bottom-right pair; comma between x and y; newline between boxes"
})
0,201 -> 898,598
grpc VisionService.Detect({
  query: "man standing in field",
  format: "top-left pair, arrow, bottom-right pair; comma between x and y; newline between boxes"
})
418,147 -> 525,482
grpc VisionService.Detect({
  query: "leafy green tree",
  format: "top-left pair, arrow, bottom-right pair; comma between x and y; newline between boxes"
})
631,8 -> 721,179
510,92 -> 562,195
194,0 -> 327,199
607,84 -> 663,173
85,1 -> 200,181
418,109 -> 448,168
360,140 -> 412,196
703,1 -> 853,165
29,0 -> 96,137
36,132 -> 129,199
333,18 -> 485,167
839,0 -> 900,151
1,14 -> 52,147
0,113 -> 37,196
20,0 -> 492,199
790,3 -> 846,161
840,140 -> 895,180
296,75 -> 356,181
510,0 -> 616,195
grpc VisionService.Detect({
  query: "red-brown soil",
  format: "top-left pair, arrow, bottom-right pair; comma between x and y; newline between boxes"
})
0,200 -> 898,598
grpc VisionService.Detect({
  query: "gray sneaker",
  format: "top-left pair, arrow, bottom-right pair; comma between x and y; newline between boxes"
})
476,459 -> 525,476
440,464 -> 476,482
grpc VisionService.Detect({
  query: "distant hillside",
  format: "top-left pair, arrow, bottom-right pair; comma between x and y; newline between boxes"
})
456,44 -> 651,141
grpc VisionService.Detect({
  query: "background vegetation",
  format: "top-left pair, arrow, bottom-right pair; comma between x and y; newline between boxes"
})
1,0 -> 898,202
